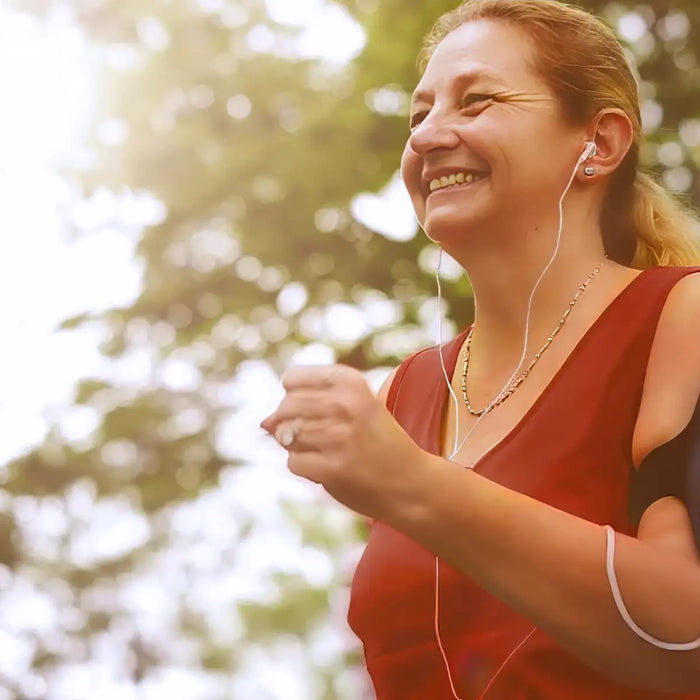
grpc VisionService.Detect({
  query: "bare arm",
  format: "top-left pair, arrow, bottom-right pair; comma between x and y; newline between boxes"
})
387,458 -> 700,691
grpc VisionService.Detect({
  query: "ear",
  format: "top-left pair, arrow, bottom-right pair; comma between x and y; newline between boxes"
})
577,109 -> 634,182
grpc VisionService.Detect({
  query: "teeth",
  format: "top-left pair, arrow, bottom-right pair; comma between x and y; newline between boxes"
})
429,172 -> 484,193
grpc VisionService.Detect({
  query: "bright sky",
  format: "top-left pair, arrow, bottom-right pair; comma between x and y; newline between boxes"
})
0,5 -> 143,465
0,0 -> 420,466
0,1 -> 388,698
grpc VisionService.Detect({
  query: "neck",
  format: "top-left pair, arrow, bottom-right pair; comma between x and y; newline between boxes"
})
443,200 -> 612,372
469,245 -> 607,358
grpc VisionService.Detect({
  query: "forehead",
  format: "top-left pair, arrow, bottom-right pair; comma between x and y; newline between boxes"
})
414,20 -> 545,101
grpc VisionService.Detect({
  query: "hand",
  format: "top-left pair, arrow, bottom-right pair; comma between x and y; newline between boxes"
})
260,364 -> 430,520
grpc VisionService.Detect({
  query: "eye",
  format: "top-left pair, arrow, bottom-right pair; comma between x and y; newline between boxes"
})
461,93 -> 495,112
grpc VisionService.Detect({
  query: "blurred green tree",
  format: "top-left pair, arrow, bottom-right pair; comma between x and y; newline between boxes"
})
3,0 -> 700,697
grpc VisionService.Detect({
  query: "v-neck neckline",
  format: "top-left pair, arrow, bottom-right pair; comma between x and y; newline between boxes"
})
434,266 -> 653,470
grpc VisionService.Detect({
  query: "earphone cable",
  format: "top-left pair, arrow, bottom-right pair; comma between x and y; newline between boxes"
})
432,143 -> 597,697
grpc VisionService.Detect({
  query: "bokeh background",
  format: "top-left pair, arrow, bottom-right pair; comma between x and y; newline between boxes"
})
1,0 -> 700,698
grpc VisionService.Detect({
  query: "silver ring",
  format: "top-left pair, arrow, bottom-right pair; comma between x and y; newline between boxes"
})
276,420 -> 301,448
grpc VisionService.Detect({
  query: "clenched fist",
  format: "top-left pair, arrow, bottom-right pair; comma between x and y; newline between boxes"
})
260,364 -> 432,521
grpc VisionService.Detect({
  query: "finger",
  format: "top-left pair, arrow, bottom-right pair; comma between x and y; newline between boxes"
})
275,417 -> 332,453
281,364 -> 348,391
261,391 -> 340,432
287,451 -> 325,484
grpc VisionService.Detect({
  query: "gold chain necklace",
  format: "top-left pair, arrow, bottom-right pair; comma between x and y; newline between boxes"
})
461,259 -> 606,418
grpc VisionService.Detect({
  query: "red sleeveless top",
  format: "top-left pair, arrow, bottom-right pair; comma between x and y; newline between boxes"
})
348,266 -> 700,699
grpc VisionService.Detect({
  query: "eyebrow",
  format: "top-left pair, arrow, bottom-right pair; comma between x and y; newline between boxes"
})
411,68 -> 508,105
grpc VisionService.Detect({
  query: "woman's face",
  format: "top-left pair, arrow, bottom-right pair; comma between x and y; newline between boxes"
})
401,20 -> 586,248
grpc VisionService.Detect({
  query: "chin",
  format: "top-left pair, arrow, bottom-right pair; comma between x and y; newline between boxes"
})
423,208 -> 487,247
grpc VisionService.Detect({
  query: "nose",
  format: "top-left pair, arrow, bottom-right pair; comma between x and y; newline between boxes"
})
406,108 -> 462,157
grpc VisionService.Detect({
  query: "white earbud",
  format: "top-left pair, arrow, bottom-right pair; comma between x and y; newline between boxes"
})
579,141 -> 597,163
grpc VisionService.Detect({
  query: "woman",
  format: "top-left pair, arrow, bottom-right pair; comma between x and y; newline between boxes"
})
261,1 -> 700,697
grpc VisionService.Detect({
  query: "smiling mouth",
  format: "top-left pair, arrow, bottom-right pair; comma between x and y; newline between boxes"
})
429,171 -> 489,194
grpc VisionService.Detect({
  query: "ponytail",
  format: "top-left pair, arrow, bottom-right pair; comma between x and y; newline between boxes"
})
626,173 -> 700,269
602,148 -> 700,269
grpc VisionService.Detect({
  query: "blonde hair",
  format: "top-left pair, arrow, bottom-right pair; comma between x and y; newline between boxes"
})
420,0 -> 700,268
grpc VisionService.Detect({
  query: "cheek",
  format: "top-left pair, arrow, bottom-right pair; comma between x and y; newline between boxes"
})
400,147 -> 426,222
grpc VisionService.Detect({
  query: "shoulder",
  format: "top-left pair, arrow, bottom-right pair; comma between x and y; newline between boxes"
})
649,269 -> 700,383
375,340 -> 449,407
377,366 -> 400,406
661,267 -> 700,320
633,268 -> 700,466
